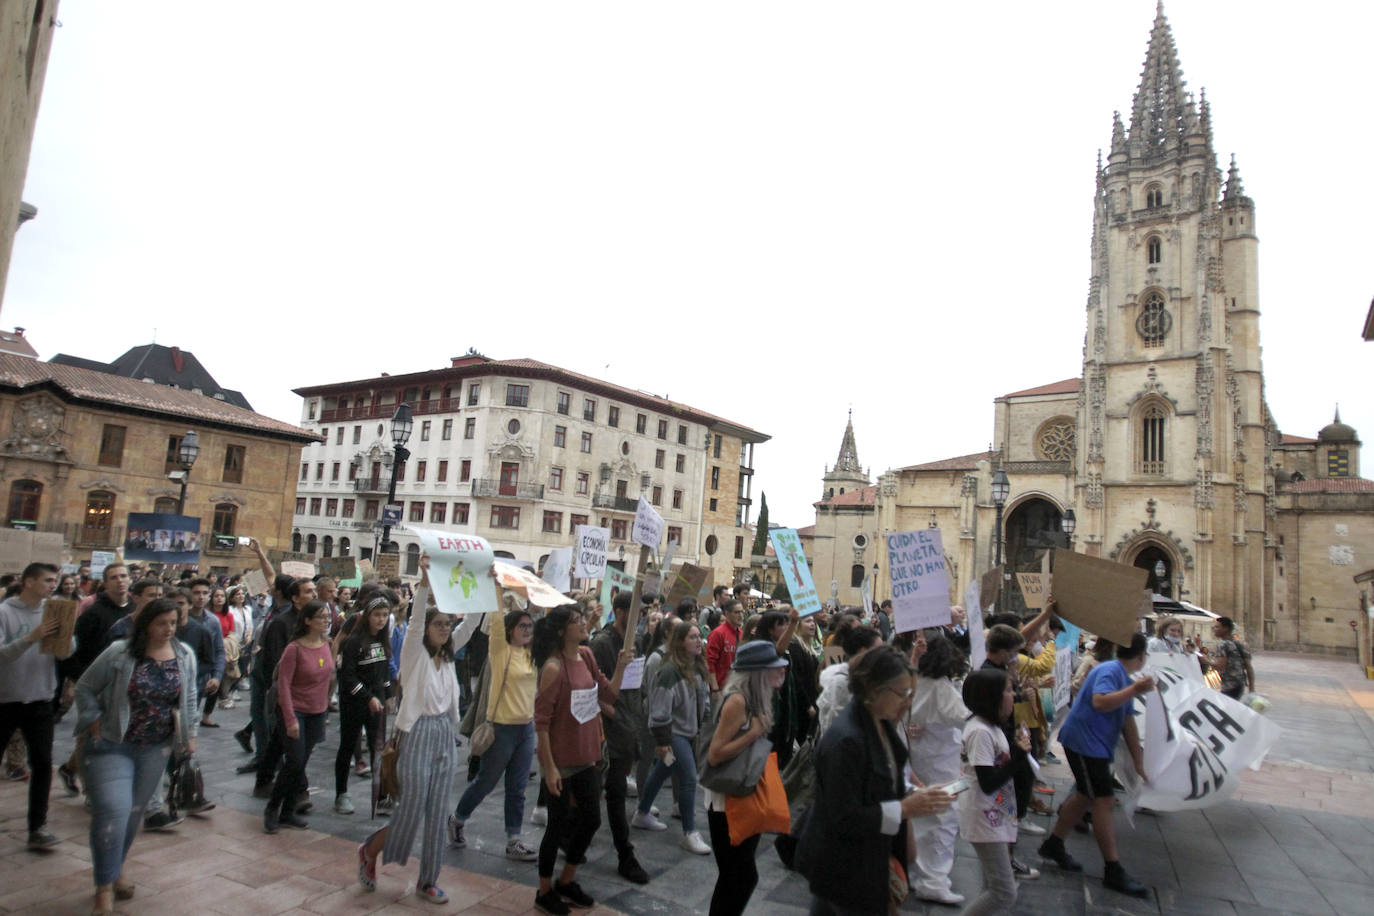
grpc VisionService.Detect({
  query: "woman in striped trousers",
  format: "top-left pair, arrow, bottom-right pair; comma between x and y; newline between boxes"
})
357,556 -> 478,905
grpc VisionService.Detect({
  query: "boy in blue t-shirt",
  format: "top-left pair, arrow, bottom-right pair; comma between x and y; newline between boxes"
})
1038,632 -> 1155,899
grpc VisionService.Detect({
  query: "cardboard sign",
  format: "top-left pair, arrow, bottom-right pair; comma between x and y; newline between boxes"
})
1016,573 -> 1045,609
665,563 -> 710,609
374,551 -> 400,579
280,560 -> 315,579
980,566 -> 1003,609
269,548 -> 315,565
90,550 -> 117,578
965,578 -> 986,670
1052,620 -> 1080,713
574,525 -> 609,579
769,528 -> 822,615
542,547 -> 572,593
494,560 -> 569,608
412,525 -> 498,615
1137,666 -> 1280,811
242,569 -> 269,597
1049,549 -> 1148,646
600,566 -> 635,616
40,598 -> 77,656
632,498 -> 665,549
886,529 -> 952,632
319,556 -> 358,580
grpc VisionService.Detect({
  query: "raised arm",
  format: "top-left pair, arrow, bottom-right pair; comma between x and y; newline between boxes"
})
250,537 -> 275,586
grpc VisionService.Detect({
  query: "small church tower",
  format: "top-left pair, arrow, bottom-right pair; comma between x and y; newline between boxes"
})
822,410 -> 870,500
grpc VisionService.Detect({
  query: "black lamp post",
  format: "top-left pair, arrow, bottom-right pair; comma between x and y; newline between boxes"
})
1062,507 -> 1076,546
174,430 -> 200,515
1154,559 -> 1168,597
991,468 -> 1010,567
379,403 -> 413,556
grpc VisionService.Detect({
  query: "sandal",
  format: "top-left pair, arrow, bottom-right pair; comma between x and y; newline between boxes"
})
113,877 -> 135,901
357,843 -> 377,891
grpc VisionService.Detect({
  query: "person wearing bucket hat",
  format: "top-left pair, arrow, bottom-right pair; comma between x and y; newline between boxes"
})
702,640 -> 787,916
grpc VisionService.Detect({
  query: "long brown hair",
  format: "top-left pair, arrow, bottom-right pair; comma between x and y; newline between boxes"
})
663,619 -> 708,685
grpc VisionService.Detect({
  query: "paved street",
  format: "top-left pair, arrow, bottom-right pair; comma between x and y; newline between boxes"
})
3,650 -> 1372,915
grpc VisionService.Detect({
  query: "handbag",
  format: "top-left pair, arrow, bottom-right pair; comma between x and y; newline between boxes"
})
779,734 -> 816,802
724,752 -> 790,845
167,750 -> 205,817
470,650 -> 511,757
459,657 -> 492,738
378,732 -> 401,799
698,698 -> 772,796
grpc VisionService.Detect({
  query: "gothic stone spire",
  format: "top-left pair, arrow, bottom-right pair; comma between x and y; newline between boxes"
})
1128,2 -> 1190,162
834,410 -> 863,475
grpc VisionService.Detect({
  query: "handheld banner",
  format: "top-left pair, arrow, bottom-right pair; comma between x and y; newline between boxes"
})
632,498 -> 664,549
600,566 -> 636,616
886,529 -> 952,632
494,560 -> 568,608
124,513 -> 201,564
574,525 -> 609,579
411,525 -> 498,615
769,528 -> 822,615
542,547 -> 572,593
965,578 -> 986,670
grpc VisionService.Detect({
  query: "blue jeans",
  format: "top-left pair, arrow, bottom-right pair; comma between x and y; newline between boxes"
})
453,721 -> 535,836
637,733 -> 697,833
85,737 -> 171,886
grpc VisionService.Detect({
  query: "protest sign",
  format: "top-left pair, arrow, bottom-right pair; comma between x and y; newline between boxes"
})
124,513 -> 201,564
769,528 -> 822,615
242,569 -> 268,598
1052,620 -> 1080,713
493,561 -> 568,608
1016,573 -> 1045,609
319,556 -> 357,580
412,525 -> 498,615
886,529 -> 952,632
640,572 -> 662,600
573,525 -> 609,579
965,577 -> 986,670
1147,649 -> 1205,687
632,498 -> 664,549
861,573 -> 873,616
281,560 -> 315,579
90,550 -> 117,578
600,566 -> 636,615
542,547 -> 572,593
40,598 -> 77,655
979,566 -> 1002,609
620,657 -> 646,691
1049,549 -> 1147,646
374,552 -> 400,579
1137,665 -> 1279,811
665,563 -> 710,609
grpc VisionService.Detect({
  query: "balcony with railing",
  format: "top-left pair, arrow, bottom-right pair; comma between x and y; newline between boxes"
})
471,479 -> 545,500
352,477 -> 390,494
592,493 -> 639,512
36,522 -> 125,548
319,397 -> 459,423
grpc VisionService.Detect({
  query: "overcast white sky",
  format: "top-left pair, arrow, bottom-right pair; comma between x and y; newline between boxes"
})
8,1 -> 1372,527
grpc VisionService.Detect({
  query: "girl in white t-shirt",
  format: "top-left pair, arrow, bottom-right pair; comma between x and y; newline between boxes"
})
959,668 -> 1032,916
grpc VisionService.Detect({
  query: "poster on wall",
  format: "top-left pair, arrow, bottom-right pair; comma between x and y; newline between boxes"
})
124,513 -> 201,563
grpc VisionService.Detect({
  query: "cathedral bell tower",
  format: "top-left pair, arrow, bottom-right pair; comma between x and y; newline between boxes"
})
822,410 -> 870,500
1075,2 -> 1268,635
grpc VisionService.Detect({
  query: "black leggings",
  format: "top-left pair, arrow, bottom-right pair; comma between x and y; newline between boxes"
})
538,766 -> 601,878
269,712 -> 325,811
708,808 -> 760,916
335,699 -> 380,796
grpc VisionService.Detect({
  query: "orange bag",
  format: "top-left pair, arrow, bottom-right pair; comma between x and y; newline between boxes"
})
724,752 -> 790,846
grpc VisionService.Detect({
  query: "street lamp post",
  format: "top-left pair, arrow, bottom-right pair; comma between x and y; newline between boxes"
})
172,430 -> 200,515
1062,507 -> 1076,547
991,468 -> 1010,568
1154,559 -> 1168,597
378,403 -> 413,556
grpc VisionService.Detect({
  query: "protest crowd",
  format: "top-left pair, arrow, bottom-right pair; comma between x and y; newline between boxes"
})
0,525 -> 1278,916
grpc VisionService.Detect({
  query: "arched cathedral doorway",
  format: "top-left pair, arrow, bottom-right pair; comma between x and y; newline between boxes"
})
1000,496 -> 1066,616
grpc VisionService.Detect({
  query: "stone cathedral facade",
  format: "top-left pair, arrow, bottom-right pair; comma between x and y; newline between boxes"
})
824,6 -> 1373,659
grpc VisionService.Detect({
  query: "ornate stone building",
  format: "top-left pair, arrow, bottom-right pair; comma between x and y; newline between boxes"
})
864,6 -> 1373,657
808,414 -> 877,607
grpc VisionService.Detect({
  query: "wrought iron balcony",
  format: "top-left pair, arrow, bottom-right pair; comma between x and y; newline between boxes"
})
352,478 -> 390,494
592,494 -> 639,512
471,479 -> 545,500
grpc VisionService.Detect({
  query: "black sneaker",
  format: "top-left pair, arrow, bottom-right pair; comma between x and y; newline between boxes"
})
279,811 -> 310,830
236,760 -> 261,774
235,728 -> 254,754
57,764 -> 79,796
617,854 -> 650,885
1037,836 -> 1083,872
1104,863 -> 1149,898
447,814 -> 466,848
555,880 -> 594,908
144,811 -> 183,831
534,890 -> 571,915
264,806 -> 280,834
1010,857 -> 1040,880
26,827 -> 59,849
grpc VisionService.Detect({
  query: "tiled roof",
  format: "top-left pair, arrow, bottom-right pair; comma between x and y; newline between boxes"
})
52,344 -> 254,410
1002,378 -> 1082,399
0,330 -> 38,359
796,525 -> 816,537
0,354 -> 317,442
295,356 -> 769,443
1285,478 -> 1374,493
899,450 -> 996,473
814,484 -> 877,508
1278,434 -> 1318,445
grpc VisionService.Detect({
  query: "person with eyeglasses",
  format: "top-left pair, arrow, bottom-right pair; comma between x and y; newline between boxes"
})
447,592 -> 540,862
795,645 -> 954,916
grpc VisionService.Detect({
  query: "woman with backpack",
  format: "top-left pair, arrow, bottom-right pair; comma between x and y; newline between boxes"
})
332,591 -> 392,815
631,619 -> 712,854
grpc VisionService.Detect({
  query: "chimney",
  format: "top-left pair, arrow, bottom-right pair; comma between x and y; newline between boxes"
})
13,327 -> 23,336
170,346 -> 185,373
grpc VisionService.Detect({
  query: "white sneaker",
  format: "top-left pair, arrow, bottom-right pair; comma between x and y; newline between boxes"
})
913,888 -> 965,906
530,806 -> 548,826
650,805 -> 660,817
630,811 -> 667,831
1018,820 -> 1047,836
625,776 -> 639,798
681,831 -> 710,855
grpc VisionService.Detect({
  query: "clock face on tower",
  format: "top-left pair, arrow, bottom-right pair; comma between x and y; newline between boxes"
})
1136,294 -> 1172,346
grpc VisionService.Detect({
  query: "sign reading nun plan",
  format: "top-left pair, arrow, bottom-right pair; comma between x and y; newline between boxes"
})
574,525 -> 609,579
768,528 -> 822,615
886,529 -> 951,632
411,525 -> 498,615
